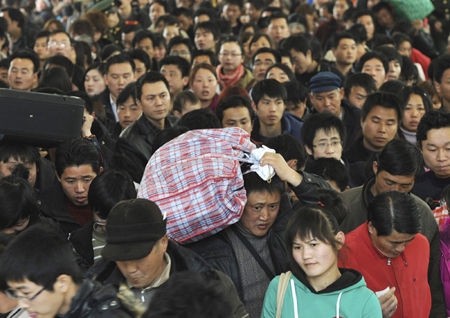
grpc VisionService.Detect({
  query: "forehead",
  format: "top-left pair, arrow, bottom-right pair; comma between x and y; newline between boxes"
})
383,230 -> 415,242
314,127 -> 340,140
8,278 -> 39,290
247,190 -> 281,202
138,38 -> 153,46
268,67 -> 285,74
270,18 -> 287,26
364,58 -> 383,67
195,28 -> 211,35
10,58 -> 34,68
109,62 -> 133,73
194,55 -> 211,64
62,164 -> 97,176
357,15 -> 373,23
425,127 -> 450,142
171,43 -> 188,51
87,69 -> 101,76
350,86 -> 368,94
221,42 -> 240,50
377,170 -> 415,183
255,52 -> 275,61
223,106 -> 251,119
366,105 -> 398,120
49,33 -> 70,42
338,38 -> 356,46
142,80 -> 168,93
161,64 -> 181,73
151,2 -> 165,10
35,37 -> 47,43
195,68 -> 214,77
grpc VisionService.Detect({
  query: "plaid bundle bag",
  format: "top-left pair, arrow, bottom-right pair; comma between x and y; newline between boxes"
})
137,127 -> 256,243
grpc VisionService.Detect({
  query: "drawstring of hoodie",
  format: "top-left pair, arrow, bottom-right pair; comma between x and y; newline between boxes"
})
290,279 -> 299,318
336,292 -> 343,318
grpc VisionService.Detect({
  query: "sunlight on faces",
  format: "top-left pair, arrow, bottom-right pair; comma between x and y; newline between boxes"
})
420,128 -> 450,179
255,94 -> 285,127
138,81 -> 171,125
333,0 -> 349,21
221,106 -> 252,134
402,94 -> 425,132
347,86 -> 368,109
239,191 -> 280,237
191,68 -> 217,103
368,224 -> 415,259
362,58 -> 386,89
268,18 -> 290,45
219,42 -> 243,75
361,106 -> 398,151
160,64 -> 188,96
47,33 -> 72,58
306,128 -> 343,160
104,63 -> 135,99
84,69 -> 106,96
310,89 -> 344,117
118,95 -> 142,129
8,58 -> 37,91
117,236 -> 168,289
57,164 -> 99,206
267,66 -> 290,83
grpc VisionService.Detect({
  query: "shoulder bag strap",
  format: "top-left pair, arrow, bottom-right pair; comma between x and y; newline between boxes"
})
276,271 -> 292,318
230,226 -> 275,280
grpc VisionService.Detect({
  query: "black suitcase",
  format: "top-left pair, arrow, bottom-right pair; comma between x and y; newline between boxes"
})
0,89 -> 85,148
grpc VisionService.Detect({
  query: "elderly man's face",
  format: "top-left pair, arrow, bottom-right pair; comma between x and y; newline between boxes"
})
116,236 -> 168,289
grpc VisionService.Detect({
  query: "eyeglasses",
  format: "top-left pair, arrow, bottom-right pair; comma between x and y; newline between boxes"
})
313,141 -> 343,150
5,286 -> 45,302
171,51 -> 190,57
219,53 -> 242,58
49,41 -> 69,48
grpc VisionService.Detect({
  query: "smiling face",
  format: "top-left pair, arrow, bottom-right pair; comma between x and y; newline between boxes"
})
57,164 -> 98,207
420,127 -> 450,179
239,190 -> 280,237
191,68 -> 217,104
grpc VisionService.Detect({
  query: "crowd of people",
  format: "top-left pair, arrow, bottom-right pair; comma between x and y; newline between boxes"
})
0,0 -> 449,317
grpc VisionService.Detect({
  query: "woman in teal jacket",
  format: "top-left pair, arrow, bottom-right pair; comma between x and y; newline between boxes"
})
261,194 -> 382,318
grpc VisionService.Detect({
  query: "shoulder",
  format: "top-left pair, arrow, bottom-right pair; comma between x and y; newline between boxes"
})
119,117 -> 144,139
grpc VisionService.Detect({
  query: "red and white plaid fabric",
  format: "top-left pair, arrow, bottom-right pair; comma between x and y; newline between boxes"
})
138,127 -> 256,243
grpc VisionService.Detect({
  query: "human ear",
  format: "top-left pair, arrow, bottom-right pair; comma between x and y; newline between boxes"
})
55,274 -> 71,293
335,231 -> 345,250
372,161 -> 378,176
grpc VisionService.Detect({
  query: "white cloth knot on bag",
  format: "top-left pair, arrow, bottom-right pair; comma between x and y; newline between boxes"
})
249,146 -> 276,181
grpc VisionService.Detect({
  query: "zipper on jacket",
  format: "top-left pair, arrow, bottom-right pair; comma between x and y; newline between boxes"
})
388,258 -> 391,265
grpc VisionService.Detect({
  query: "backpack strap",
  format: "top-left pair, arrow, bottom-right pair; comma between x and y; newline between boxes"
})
276,271 -> 292,318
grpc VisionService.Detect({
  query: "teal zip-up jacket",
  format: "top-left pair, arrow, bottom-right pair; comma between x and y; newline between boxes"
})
261,268 -> 382,318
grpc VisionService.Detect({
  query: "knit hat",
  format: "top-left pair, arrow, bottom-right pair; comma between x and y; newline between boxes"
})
102,199 -> 167,261
309,71 -> 342,93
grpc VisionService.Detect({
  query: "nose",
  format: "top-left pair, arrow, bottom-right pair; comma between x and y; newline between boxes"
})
259,208 -> 269,222
18,298 -> 30,309
302,247 -> 312,260
325,143 -> 335,153
75,181 -> 85,193
118,76 -> 125,85
124,107 -> 131,118
121,261 -> 138,274
437,148 -> 448,162
378,122 -> 386,133
395,244 -> 406,254
410,109 -> 419,117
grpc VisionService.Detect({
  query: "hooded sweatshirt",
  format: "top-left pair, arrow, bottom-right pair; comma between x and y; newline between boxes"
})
261,268 -> 382,318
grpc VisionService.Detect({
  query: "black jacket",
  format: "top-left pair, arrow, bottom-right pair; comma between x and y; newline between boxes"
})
340,99 -> 362,152
61,279 -> 133,318
185,193 -> 293,302
89,241 -> 248,318
96,89 -> 117,132
35,157 -> 59,194
119,114 -> 179,160
69,220 -> 96,271
343,135 -> 376,164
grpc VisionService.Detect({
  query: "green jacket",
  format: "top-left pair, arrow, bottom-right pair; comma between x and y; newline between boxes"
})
261,269 -> 382,318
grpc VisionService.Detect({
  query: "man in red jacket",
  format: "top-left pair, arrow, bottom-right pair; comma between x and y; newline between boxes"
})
339,191 -> 431,318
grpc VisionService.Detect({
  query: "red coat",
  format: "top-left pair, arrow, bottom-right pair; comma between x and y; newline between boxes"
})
411,48 -> 430,79
338,222 -> 431,318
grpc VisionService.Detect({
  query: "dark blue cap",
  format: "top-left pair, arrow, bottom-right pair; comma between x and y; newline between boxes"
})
309,72 -> 342,93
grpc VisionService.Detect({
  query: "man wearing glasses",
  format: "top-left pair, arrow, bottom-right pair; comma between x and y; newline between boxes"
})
47,30 -> 73,59
0,225 -> 133,318
251,48 -> 280,83
309,72 -> 361,152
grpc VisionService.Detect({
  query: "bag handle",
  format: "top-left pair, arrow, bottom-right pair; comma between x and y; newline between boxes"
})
276,271 -> 292,318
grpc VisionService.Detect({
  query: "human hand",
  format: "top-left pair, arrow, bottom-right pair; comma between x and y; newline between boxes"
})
379,287 -> 397,318
259,152 -> 302,186
81,113 -> 94,137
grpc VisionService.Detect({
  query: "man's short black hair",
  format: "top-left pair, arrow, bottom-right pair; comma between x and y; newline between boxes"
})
305,158 -> 348,192
178,108 -> 220,129
173,91 -> 199,115
106,53 -> 136,74
243,172 -> 285,197
167,36 -> 194,56
392,33 -> 412,48
216,95 -> 253,124
0,224 -> 84,289
343,73 -> 377,100
355,9 -> 375,22
376,139 -> 423,178
368,191 -> 421,236
371,34 -> 396,49
357,51 -> 389,75
132,29 -> 155,48
48,29 -> 71,41
301,112 -> 347,151
224,0 -> 243,9
361,91 -> 403,124
372,1 -> 395,14
122,24 -> 143,35
0,142 -> 40,165
417,110 -> 450,149
399,56 -> 417,85
150,0 -> 169,12
193,8 -> 216,21
331,31 -> 355,49
375,46 -> 403,67
263,134 -> 308,171
88,169 -> 137,220
433,54 -> 450,84
348,23 -> 367,44
251,47 -> 281,65
342,7 -> 357,23
281,33 -> 313,58
268,11 -> 288,25
116,82 -> 137,107
159,55 -> 190,78
195,21 -> 220,40
129,48 -> 151,72
9,50 -> 40,73
143,272 -> 233,318
34,30 -> 50,43
283,80 -> 309,104
44,55 -> 74,77
252,78 -> 287,106
55,139 -> 101,178
265,63 -> 295,81
192,49 -> 218,66
0,7 -> 24,29
136,71 -> 170,101
379,80 -> 405,94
